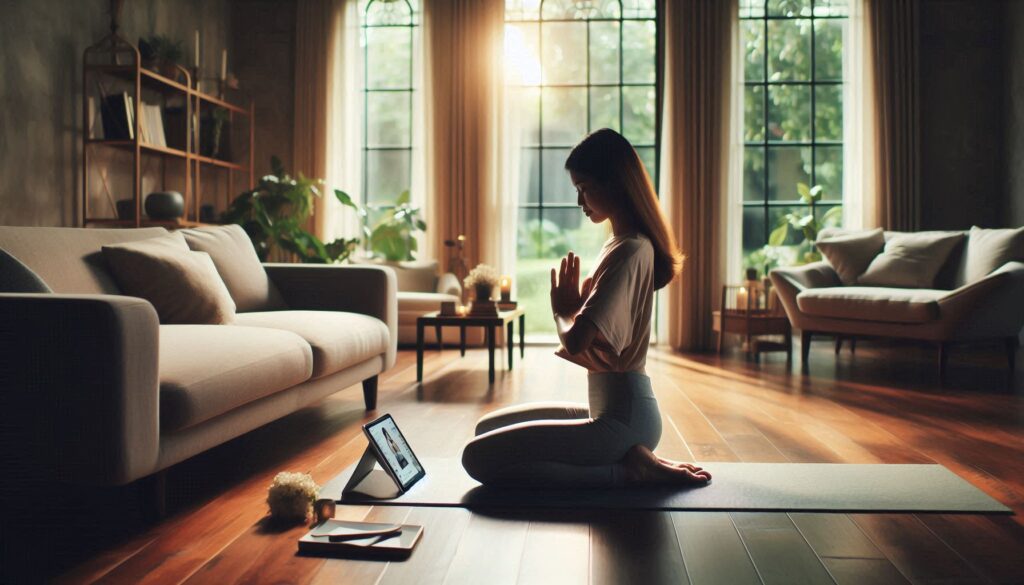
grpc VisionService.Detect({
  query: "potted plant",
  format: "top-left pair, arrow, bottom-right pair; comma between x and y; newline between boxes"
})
138,35 -> 184,78
766,182 -> 843,265
464,264 -> 499,302
335,189 -> 428,262
221,156 -> 360,263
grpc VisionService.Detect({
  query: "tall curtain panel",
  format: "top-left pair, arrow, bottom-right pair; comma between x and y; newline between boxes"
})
660,0 -> 738,351
843,0 -> 880,230
422,0 -> 511,275
294,0 -> 337,236
869,0 -> 921,231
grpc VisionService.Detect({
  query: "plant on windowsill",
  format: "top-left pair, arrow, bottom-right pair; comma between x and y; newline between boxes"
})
221,156 -> 360,263
764,182 -> 843,267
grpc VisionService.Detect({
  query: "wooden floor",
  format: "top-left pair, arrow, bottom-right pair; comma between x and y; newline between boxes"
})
9,338 -> 1024,584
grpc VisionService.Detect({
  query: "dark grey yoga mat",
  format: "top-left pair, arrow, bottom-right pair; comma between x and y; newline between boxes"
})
325,457 -> 1011,514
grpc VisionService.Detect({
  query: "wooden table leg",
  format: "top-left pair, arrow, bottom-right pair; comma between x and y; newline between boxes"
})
487,325 -> 495,383
507,320 -> 514,371
435,325 -> 442,348
519,314 -> 525,358
459,325 -> 466,357
416,321 -> 424,382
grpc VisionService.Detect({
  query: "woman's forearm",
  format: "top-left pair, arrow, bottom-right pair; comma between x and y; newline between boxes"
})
554,312 -> 576,348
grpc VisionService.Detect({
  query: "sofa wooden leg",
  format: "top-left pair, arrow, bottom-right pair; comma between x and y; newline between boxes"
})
362,376 -> 378,411
850,337 -> 857,354
801,331 -> 813,373
139,470 -> 166,523
834,337 -> 843,355
938,343 -> 949,383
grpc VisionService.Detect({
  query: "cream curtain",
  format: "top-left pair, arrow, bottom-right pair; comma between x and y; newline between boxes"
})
843,0 -> 880,230
659,0 -> 738,352
294,0 -> 362,244
423,0 -> 514,277
869,0 -> 921,231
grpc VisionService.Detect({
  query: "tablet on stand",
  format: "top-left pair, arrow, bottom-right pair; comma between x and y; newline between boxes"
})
341,413 -> 426,500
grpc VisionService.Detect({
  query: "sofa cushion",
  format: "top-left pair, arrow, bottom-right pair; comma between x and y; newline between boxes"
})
231,310 -> 390,379
181,224 -> 288,312
352,258 -> 438,292
0,226 -> 169,294
815,228 -> 885,285
0,249 -> 52,292
159,325 -> 313,432
796,287 -> 946,323
102,233 -> 237,324
958,226 -> 1024,284
102,233 -> 236,324
857,232 -> 965,288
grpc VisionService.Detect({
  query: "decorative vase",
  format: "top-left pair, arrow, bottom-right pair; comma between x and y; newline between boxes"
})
474,284 -> 493,302
145,191 -> 185,220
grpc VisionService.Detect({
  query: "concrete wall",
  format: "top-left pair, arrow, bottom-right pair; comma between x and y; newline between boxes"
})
918,0 -> 1004,230
0,0 -> 231,226
1006,0 -> 1024,227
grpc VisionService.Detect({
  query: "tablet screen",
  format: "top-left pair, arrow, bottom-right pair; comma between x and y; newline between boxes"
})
364,414 -> 425,491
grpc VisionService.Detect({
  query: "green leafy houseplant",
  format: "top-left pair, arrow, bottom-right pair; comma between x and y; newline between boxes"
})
221,156 -> 359,263
335,189 -> 427,262
138,35 -> 184,77
764,183 -> 842,267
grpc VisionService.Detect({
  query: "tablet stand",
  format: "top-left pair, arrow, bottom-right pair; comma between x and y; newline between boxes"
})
341,444 -> 402,500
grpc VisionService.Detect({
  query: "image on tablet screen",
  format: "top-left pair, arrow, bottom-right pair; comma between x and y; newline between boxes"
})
368,418 -> 421,486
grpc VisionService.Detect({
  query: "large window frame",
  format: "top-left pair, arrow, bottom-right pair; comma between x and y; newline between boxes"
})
740,0 -> 848,271
506,0 -> 660,337
361,0 -> 419,209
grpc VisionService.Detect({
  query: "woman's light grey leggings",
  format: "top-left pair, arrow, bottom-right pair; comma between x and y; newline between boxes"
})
461,371 -> 662,488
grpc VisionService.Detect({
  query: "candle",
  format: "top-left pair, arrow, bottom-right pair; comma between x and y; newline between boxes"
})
194,30 -> 200,68
499,276 -> 511,302
220,49 -> 227,80
736,286 -> 748,312
456,305 -> 468,317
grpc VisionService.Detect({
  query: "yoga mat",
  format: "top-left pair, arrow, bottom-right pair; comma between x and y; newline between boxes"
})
323,457 -> 1011,514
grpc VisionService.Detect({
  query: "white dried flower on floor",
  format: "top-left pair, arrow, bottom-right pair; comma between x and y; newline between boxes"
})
267,471 -> 320,522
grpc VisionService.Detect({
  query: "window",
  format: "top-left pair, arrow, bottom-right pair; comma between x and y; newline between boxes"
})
740,0 -> 847,271
505,0 -> 658,336
361,0 -> 419,210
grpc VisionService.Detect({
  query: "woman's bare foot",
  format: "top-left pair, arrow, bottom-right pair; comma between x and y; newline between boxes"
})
621,445 -> 712,486
655,456 -> 711,478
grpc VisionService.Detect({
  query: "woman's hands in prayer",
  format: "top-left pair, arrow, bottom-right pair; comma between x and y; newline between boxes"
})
550,251 -> 593,318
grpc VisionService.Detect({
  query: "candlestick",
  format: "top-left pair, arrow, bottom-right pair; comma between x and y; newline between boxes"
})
194,30 -> 200,68
220,49 -> 227,81
736,286 -> 748,312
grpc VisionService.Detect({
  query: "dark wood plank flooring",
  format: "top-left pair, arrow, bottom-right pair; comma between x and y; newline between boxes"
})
6,337 -> 1023,584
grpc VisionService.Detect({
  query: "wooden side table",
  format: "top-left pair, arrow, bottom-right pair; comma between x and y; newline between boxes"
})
713,309 -> 792,362
416,308 -> 526,383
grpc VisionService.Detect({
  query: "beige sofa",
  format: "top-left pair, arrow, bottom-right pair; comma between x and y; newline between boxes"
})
770,227 -> 1024,378
0,226 -> 396,492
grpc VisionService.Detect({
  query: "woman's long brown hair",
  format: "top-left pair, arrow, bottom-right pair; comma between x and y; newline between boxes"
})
565,128 -> 684,290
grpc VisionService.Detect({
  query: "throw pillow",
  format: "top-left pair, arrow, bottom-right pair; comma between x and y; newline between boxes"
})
857,232 -> 965,288
0,249 -> 53,293
102,233 -> 236,324
180,224 -> 287,312
815,228 -> 885,285
959,225 -> 1024,284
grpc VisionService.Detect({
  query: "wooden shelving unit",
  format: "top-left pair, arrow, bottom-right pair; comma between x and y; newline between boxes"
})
82,32 -> 254,228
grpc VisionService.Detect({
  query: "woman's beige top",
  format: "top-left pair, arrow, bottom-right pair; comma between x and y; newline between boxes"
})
555,232 -> 654,373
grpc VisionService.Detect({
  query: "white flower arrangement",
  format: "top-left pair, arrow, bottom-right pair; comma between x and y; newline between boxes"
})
266,471 -> 320,522
463,263 -> 499,290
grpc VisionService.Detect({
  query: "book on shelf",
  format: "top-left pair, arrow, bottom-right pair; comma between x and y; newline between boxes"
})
138,103 -> 167,147
100,92 -> 134,140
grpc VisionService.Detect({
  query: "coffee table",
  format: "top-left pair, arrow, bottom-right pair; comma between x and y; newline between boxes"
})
416,307 -> 526,383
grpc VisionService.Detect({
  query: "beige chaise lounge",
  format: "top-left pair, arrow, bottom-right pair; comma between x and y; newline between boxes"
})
770,227 -> 1024,378
0,226 -> 396,506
